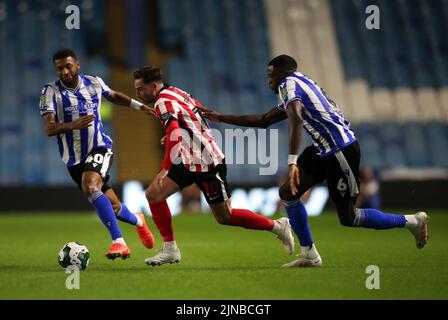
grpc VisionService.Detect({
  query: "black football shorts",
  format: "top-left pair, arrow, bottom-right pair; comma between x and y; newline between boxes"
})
298,142 -> 361,202
167,161 -> 231,204
68,148 -> 114,192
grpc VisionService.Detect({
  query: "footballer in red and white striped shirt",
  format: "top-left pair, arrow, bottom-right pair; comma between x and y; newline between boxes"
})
133,66 -> 294,267
154,85 -> 224,173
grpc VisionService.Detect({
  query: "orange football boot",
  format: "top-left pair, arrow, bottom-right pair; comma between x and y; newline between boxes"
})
105,242 -> 131,260
135,212 -> 155,249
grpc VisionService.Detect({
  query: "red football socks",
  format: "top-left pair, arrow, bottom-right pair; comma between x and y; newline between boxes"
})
230,208 -> 275,231
149,201 -> 175,242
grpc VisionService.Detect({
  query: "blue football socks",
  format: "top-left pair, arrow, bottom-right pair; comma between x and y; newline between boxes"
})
116,203 -> 138,226
353,208 -> 406,229
282,199 -> 314,248
88,191 -> 122,240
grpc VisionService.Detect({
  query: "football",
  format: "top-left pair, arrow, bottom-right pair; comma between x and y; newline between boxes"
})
58,242 -> 90,270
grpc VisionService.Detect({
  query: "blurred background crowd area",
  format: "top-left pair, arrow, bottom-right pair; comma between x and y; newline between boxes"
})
0,0 -> 447,195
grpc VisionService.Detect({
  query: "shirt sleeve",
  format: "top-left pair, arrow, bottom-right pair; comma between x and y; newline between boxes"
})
278,78 -> 303,109
161,119 -> 182,171
96,76 -> 112,97
39,85 -> 56,116
275,103 -> 286,112
155,100 -> 179,128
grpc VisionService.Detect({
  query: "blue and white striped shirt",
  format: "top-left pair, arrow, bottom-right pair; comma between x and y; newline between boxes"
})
39,74 -> 113,167
277,72 -> 357,157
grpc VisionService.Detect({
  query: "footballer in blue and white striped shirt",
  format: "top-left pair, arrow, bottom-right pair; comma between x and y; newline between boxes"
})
203,54 -> 429,268
40,49 -> 155,259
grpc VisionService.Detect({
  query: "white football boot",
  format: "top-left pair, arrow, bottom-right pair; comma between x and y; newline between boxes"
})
406,212 -> 429,249
282,253 -> 323,268
273,217 -> 295,255
144,242 -> 181,266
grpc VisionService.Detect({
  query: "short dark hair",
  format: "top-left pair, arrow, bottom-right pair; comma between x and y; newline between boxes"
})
268,55 -> 298,73
133,66 -> 163,84
53,49 -> 77,62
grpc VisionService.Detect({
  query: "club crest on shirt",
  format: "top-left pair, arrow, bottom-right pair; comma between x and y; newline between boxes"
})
39,95 -> 46,108
161,112 -> 173,122
281,86 -> 288,101
86,85 -> 97,97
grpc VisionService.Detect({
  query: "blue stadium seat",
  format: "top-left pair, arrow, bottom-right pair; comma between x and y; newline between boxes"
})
402,122 -> 429,167
425,121 -> 448,167
378,122 -> 407,168
332,0 -> 448,89
353,123 -> 383,168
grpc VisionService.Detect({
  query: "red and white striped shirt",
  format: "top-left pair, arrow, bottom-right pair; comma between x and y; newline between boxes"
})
154,86 -> 225,172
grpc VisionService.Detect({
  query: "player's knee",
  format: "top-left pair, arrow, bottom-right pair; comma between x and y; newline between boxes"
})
81,182 -> 101,198
145,188 -> 156,204
145,186 -> 162,204
279,184 -> 295,201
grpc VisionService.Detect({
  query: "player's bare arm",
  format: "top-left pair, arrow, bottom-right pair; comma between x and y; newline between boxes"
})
286,100 -> 304,196
202,106 -> 287,128
42,112 -> 94,137
151,114 -> 183,192
105,90 -> 156,116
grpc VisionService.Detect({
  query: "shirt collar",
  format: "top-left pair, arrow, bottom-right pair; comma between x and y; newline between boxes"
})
60,75 -> 82,92
155,83 -> 170,101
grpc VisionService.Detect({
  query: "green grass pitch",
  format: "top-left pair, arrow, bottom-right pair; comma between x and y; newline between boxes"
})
0,210 -> 447,299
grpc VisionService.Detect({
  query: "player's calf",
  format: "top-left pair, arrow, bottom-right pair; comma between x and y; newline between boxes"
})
211,203 -> 295,254
210,201 -> 233,225
214,214 -> 232,225
336,211 -> 356,227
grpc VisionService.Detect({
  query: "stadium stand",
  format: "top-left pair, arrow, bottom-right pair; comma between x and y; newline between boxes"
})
213,0 -> 447,171
0,0 -> 447,187
329,0 -> 448,169
253,0 -> 446,171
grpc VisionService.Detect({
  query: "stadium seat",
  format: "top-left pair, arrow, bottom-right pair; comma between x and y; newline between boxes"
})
402,122 -> 430,167
378,122 -> 407,168
425,121 -> 448,167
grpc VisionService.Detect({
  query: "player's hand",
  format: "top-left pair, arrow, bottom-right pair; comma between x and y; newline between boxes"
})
201,109 -> 222,123
288,164 -> 299,196
156,169 -> 169,191
141,105 -> 156,117
160,135 -> 166,146
71,115 -> 95,130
